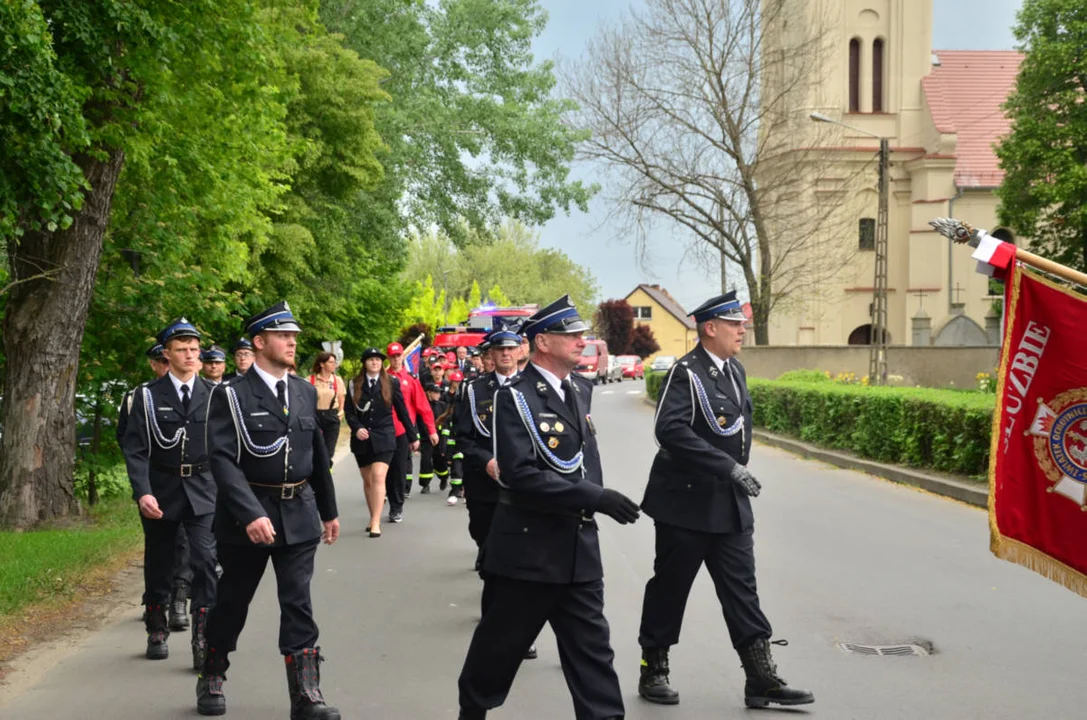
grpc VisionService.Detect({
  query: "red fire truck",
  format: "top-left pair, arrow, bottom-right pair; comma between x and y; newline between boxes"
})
432,304 -> 538,350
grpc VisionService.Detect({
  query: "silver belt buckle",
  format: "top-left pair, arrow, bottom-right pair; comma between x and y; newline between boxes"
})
281,483 -> 295,500
180,464 -> 192,477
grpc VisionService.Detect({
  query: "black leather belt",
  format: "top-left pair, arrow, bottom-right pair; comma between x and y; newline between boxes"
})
498,489 -> 594,523
152,461 -> 209,477
248,478 -> 309,500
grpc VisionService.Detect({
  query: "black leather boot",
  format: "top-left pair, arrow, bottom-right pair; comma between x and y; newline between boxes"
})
145,604 -> 169,660
285,648 -> 340,720
169,579 -> 190,631
638,646 -> 679,705
191,606 -> 209,671
738,639 -> 814,708
196,647 -> 228,716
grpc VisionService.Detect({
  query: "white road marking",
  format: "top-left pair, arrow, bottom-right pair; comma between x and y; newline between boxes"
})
601,390 -> 614,395
627,390 -> 641,395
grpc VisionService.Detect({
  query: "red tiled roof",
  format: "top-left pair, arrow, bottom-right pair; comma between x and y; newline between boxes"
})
922,50 -> 1023,188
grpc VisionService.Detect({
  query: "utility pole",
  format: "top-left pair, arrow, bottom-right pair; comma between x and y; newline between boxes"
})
869,138 -> 889,385
810,112 -> 891,385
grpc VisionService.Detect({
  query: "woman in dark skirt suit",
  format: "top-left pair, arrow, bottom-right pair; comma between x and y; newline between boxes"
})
345,347 -> 417,537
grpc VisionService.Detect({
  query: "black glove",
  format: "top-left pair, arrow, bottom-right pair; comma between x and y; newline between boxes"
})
596,488 -> 640,524
729,464 -> 762,497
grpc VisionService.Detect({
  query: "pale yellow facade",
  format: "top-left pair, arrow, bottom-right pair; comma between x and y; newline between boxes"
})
624,287 -> 697,361
764,0 -> 1011,347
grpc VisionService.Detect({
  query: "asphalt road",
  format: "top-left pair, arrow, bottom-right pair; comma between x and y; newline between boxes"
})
3,378 -> 1086,719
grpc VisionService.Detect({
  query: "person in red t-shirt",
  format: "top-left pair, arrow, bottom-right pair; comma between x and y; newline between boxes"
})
385,343 -> 438,522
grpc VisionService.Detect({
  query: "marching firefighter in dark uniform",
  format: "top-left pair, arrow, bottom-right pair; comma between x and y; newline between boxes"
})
202,345 -> 228,385
121,319 -> 218,665
637,291 -> 813,709
456,295 -> 641,720
455,326 -> 541,659
222,337 -> 254,383
196,302 -> 340,719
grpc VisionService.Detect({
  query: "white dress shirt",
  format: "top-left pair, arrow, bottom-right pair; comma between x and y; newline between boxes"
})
531,363 -> 569,401
250,362 -> 290,409
168,372 -> 196,405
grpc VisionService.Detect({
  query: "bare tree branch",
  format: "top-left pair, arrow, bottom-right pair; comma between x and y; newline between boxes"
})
563,0 -> 870,343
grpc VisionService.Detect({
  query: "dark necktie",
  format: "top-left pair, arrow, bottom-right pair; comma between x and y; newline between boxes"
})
276,380 -> 288,416
369,378 -> 377,392
560,378 -> 578,419
181,384 -> 191,414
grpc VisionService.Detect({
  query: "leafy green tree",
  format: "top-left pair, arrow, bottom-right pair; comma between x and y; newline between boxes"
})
320,0 -> 596,240
487,284 -> 512,306
0,0 -> 295,527
996,0 -> 1087,270
402,275 -> 448,331
447,296 -> 471,326
467,281 -> 483,311
403,221 -> 599,312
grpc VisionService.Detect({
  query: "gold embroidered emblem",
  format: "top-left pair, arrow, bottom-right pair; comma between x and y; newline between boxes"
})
547,437 -> 560,449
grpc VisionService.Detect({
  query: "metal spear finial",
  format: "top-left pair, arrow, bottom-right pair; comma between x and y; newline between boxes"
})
929,217 -> 981,248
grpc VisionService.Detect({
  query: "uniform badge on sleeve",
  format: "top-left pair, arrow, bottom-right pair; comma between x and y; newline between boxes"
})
586,414 -> 597,435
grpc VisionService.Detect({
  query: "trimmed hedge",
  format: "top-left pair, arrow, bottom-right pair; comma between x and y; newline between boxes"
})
645,372 -> 994,478
646,370 -> 665,400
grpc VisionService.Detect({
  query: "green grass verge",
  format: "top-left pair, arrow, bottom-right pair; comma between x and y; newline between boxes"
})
0,497 -> 141,618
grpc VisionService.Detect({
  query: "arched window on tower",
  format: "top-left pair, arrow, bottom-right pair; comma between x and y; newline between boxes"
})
872,38 -> 885,112
849,38 -> 861,113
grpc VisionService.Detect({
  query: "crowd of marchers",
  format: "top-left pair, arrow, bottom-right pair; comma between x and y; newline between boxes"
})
117,292 -> 812,720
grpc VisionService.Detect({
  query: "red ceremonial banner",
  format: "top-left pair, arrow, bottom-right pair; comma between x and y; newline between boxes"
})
990,262 -> 1087,598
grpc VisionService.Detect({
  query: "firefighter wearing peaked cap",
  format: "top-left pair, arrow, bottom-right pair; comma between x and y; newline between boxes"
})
456,295 -> 640,720
197,301 -> 341,720
636,291 -> 813,710
222,337 -> 254,383
121,318 -> 219,667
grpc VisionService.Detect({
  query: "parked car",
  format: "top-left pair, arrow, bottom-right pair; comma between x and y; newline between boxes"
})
575,338 -> 610,384
649,355 -> 677,373
604,355 -> 624,383
617,355 -> 644,380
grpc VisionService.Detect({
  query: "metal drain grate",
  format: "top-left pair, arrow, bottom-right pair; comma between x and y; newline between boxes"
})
836,642 -> 931,657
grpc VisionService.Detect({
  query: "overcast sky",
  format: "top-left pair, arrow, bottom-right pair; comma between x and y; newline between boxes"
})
531,0 -> 1025,311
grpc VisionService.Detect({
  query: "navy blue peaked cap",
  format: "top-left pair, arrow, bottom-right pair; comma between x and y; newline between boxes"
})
520,295 -> 589,341
483,326 -> 521,348
146,343 -> 165,360
690,291 -> 745,323
245,301 -> 302,337
157,317 -> 202,344
230,337 -> 253,353
201,345 -> 227,362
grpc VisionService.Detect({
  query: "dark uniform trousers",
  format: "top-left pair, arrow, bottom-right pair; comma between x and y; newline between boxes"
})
458,365 -> 624,720
207,536 -> 320,654
121,376 -> 218,610
387,432 -> 410,510
639,345 -> 773,652
460,577 -> 623,720
204,371 -> 339,657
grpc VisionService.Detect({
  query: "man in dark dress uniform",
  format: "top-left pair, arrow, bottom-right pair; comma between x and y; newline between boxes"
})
456,295 -> 641,720
221,337 -> 254,383
201,345 -> 227,385
454,326 -> 542,660
637,291 -> 813,709
122,320 -> 218,665
196,302 -> 341,720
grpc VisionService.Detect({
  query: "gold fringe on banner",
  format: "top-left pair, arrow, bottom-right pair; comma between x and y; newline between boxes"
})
987,263 -> 1087,599
990,536 -> 1087,600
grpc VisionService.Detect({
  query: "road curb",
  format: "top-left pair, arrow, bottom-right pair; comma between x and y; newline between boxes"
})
640,394 -> 988,508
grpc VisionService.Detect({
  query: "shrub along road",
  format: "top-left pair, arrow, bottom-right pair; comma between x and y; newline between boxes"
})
1,381 -> 1082,718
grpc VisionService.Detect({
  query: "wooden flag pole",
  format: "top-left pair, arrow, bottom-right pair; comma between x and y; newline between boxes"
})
1013,248 -> 1087,287
929,217 -> 1087,288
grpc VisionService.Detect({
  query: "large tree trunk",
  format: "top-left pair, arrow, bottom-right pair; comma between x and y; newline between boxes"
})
0,150 -> 125,529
